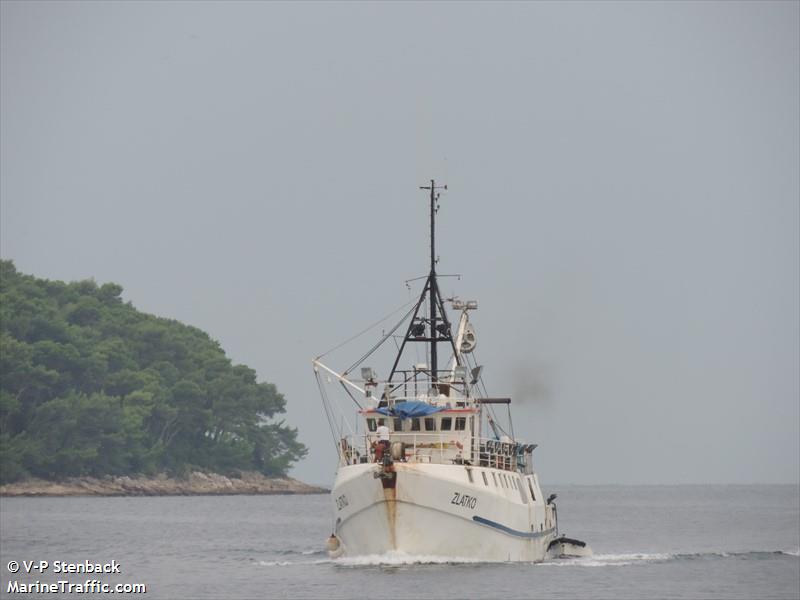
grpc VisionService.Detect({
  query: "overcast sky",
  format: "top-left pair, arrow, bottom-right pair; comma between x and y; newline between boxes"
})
2,1 -> 798,486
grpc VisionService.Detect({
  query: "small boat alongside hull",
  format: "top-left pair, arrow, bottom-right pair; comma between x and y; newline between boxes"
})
546,536 -> 594,559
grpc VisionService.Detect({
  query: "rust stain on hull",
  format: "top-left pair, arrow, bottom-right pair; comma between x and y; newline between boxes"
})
383,486 -> 397,550
379,467 -> 397,550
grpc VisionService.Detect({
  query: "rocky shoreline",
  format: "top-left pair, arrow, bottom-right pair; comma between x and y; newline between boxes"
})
0,471 -> 328,497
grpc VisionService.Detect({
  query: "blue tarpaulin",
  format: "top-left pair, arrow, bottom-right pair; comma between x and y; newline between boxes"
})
376,401 -> 444,419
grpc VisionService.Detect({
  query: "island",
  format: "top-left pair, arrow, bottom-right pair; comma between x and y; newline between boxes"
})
0,260 -> 319,496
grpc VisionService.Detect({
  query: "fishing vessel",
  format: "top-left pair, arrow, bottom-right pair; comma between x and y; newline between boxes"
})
314,181 -> 590,562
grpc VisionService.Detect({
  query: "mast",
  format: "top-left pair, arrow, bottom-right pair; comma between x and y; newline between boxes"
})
427,180 -> 438,379
420,179 -> 447,382
387,180 -> 455,385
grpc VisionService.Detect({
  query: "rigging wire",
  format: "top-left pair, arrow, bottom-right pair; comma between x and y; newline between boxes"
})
333,383 -> 358,437
317,298 -> 416,360
339,380 -> 363,410
316,369 -> 359,453
314,369 -> 342,451
468,348 -> 515,441
343,302 -> 418,376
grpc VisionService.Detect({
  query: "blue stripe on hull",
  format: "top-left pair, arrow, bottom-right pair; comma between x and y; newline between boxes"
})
472,515 -> 555,539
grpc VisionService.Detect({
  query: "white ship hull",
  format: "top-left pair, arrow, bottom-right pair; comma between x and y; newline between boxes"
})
331,462 -> 557,562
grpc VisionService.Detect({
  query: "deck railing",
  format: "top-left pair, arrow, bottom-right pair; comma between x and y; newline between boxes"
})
338,432 -> 533,473
360,397 -> 474,410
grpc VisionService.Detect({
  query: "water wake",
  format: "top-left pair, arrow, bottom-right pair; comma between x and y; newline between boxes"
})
257,560 -> 295,567
335,551 -> 494,567
255,548 -> 800,568
277,548 -> 327,557
542,549 -> 800,568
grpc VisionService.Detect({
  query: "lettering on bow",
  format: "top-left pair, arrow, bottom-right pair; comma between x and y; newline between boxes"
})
451,491 -> 478,510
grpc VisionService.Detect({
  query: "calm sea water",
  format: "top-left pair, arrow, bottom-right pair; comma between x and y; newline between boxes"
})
1,485 -> 798,599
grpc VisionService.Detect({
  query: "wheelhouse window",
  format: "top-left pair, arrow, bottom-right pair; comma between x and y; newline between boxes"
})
366,418 -> 377,432
424,417 -> 436,431
455,417 -> 467,431
393,418 -> 403,432
410,418 -> 421,431
441,417 -> 452,431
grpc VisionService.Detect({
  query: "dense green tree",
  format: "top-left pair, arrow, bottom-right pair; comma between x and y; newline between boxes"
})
0,260 -> 306,483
